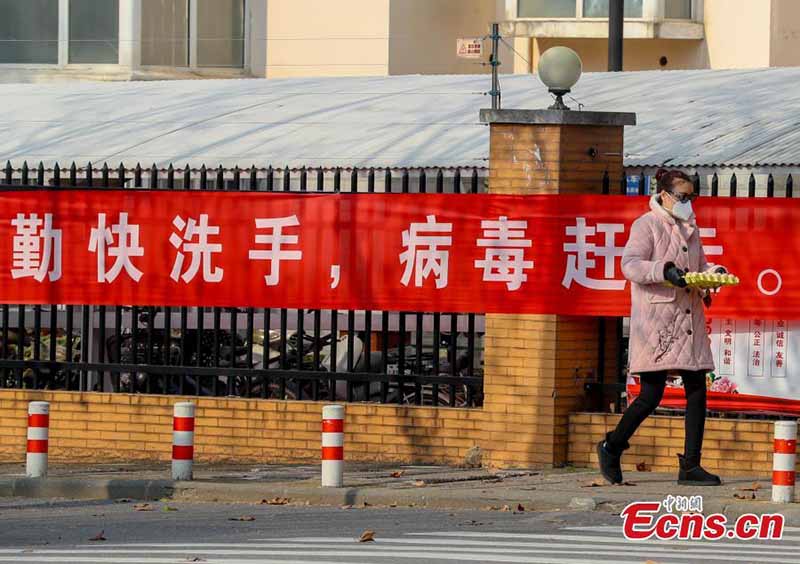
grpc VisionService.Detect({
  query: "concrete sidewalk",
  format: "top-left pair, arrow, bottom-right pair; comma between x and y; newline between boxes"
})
0,462 -> 796,521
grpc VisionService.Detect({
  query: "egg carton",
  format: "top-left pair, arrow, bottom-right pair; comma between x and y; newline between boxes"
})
666,272 -> 740,289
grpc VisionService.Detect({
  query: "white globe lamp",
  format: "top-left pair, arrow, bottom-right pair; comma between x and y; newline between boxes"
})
538,46 -> 583,110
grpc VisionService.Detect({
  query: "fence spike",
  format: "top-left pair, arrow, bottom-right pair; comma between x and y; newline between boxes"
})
233,165 -> 241,190
134,163 -> 142,187
368,167 -> 376,193
638,171 -> 646,196
150,163 -> 158,189
767,173 -> 775,198
37,161 -> 45,186
711,172 -> 719,197
199,164 -> 208,190
436,169 -> 444,194
216,165 -> 224,189
384,167 -> 392,194
692,172 -> 700,194
317,167 -> 324,192
69,162 -> 77,186
419,168 -> 427,194
787,175 -> 794,198
53,163 -> 61,187
167,163 -> 175,190
601,170 -> 610,195
619,172 -> 627,195
334,167 -> 341,192
86,162 -> 93,187
300,166 -> 307,192
729,173 -> 737,197
453,168 -> 461,194
283,166 -> 291,192
401,168 -> 409,193
183,164 -> 190,189
748,173 -> 756,197
266,165 -> 274,192
118,163 -> 125,186
249,165 -> 257,190
4,160 -> 12,185
471,167 -> 479,194
351,166 -> 358,193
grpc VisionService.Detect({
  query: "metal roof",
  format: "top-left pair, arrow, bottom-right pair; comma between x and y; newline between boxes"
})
0,67 -> 798,169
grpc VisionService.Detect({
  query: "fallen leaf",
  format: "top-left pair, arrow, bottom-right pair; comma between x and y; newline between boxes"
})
500,505 -> 511,512
734,491 -> 756,500
358,530 -> 376,543
412,480 -> 426,487
162,506 -> 178,512
229,515 -> 256,522
133,503 -> 154,512
262,497 -> 290,506
390,470 -> 405,478
516,504 -> 525,512
361,501 -> 372,508
340,504 -> 353,510
636,461 -> 651,472
389,503 -> 397,508
737,483 -> 762,492
582,480 -> 607,488
88,531 -> 106,542
644,560 -> 660,564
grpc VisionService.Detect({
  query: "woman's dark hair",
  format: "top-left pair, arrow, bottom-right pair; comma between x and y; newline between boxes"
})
655,168 -> 692,193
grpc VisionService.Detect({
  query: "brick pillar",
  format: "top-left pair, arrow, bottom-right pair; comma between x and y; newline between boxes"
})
479,109 -> 636,467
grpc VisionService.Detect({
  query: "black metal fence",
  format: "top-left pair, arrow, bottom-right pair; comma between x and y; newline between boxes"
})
0,162 -> 487,407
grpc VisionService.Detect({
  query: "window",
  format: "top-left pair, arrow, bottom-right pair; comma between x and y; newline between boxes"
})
140,0 -> 245,69
518,0 -> 576,18
665,0 -> 692,19
0,0 -> 59,64
141,0 -> 189,66
197,0 -> 244,68
69,0 -> 119,64
583,0 -> 644,18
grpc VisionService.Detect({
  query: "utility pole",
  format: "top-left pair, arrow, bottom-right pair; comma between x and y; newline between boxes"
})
608,0 -> 624,71
490,23 -> 501,109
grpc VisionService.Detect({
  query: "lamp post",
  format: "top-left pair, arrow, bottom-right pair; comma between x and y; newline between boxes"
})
537,47 -> 583,111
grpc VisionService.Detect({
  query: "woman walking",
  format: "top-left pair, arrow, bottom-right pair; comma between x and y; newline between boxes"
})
597,169 -> 726,486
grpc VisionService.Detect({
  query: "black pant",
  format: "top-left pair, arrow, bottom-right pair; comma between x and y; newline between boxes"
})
607,370 -> 707,462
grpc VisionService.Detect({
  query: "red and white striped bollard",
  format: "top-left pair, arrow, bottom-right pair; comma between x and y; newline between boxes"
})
26,401 -> 49,478
321,405 -> 344,487
772,420 -> 797,503
172,402 -> 195,481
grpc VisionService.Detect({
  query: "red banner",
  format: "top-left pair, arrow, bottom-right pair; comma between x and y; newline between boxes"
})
0,189 -> 796,319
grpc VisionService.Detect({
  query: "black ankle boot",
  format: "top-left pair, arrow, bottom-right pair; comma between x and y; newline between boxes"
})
677,453 -> 721,486
597,432 -> 626,485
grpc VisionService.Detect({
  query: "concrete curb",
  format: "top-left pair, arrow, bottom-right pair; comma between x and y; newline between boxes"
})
4,477 -> 800,520
0,478 -> 173,501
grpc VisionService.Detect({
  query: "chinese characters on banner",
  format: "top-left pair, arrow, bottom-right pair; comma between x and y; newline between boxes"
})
0,190 -> 798,320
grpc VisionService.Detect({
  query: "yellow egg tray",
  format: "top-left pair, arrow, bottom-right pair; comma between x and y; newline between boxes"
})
666,272 -> 740,289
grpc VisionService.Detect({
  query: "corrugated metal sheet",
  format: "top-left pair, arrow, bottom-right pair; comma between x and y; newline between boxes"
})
0,67 -> 798,169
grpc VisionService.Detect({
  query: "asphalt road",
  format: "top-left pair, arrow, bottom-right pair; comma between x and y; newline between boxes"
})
0,498 -> 798,563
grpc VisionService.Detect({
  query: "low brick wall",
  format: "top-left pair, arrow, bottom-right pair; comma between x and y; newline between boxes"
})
0,390 -> 486,465
569,412 -> 779,477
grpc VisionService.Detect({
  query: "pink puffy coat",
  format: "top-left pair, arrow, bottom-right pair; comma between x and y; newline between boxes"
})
621,195 -> 723,375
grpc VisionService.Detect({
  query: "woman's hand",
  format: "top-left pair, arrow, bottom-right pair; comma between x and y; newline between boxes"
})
664,262 -> 688,287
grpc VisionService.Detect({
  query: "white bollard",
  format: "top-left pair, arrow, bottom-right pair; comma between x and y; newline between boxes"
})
172,402 -> 195,481
26,401 -> 50,478
321,405 -> 345,487
772,420 -> 797,503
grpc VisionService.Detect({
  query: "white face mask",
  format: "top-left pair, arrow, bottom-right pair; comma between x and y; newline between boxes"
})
671,199 -> 694,221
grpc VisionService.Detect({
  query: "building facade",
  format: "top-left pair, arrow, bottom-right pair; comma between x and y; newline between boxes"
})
1,0 -> 799,82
